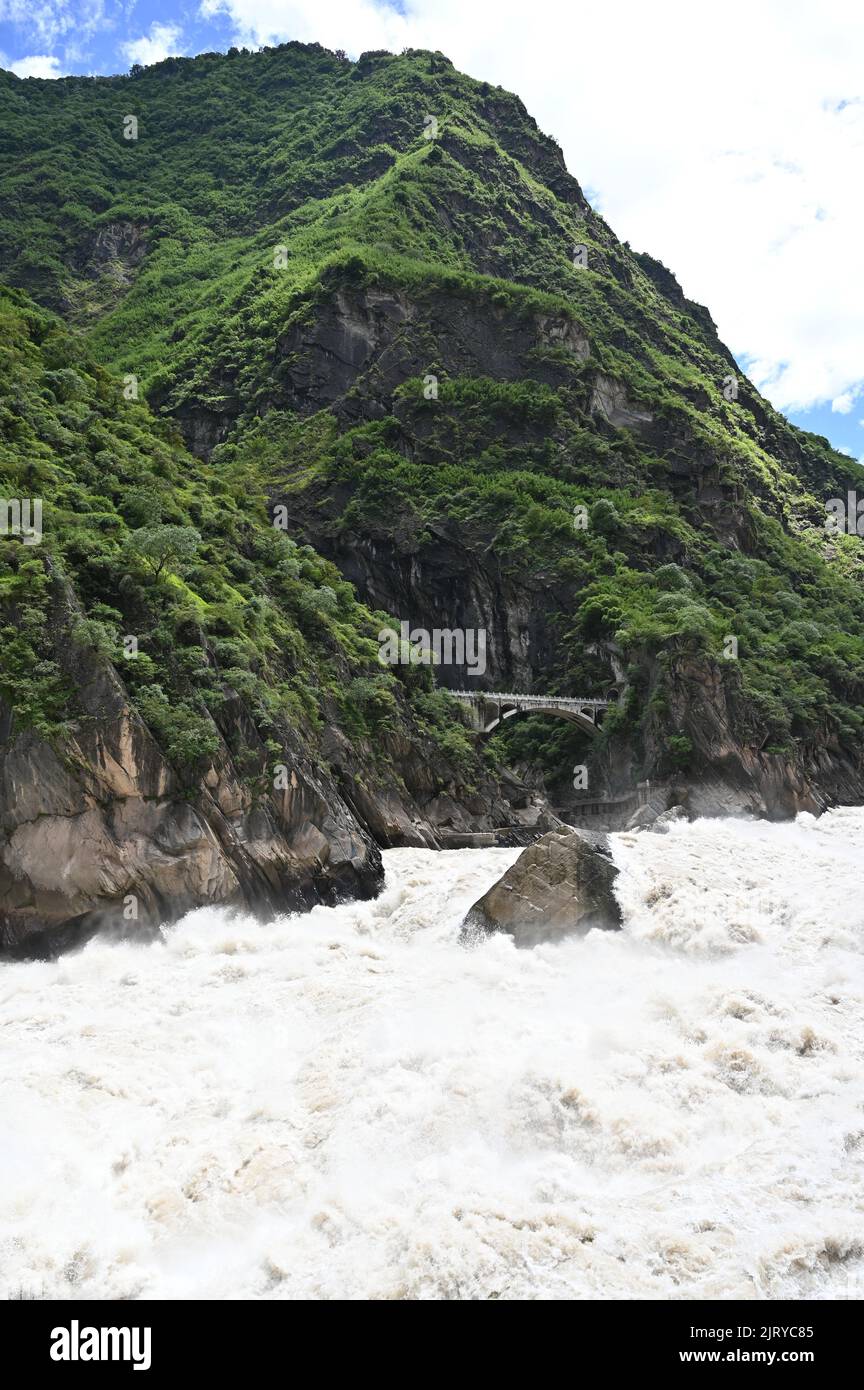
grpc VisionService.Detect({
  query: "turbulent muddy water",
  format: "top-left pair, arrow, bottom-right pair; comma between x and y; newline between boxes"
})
2,810 -> 863,1300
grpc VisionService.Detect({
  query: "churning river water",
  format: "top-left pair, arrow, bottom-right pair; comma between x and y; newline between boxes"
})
2,809 -> 863,1301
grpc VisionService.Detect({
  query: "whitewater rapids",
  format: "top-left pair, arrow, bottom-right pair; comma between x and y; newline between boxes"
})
2,809 -> 863,1301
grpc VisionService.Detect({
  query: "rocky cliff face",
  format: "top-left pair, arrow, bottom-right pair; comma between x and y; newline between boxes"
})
0,568 -> 557,956
0,620 -> 383,956
259,279 -> 864,818
0,639 -> 558,958
256,280 -> 653,693
640,655 -> 864,820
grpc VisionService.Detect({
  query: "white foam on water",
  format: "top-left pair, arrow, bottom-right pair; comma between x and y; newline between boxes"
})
2,810 -> 863,1300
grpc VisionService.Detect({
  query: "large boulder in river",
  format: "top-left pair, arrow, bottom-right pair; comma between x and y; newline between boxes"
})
463,829 -> 621,947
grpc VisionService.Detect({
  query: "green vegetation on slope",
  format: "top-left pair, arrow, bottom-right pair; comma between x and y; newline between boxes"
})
2,40 -> 864,789
0,284 -> 475,782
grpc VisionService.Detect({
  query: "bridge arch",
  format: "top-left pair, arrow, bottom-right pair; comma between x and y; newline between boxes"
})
481,702 -> 603,737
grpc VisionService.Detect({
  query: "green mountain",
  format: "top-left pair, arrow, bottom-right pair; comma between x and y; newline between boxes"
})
2,41 -> 863,951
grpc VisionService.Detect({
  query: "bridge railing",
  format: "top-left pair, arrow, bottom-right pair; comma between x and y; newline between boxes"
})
449,691 -> 610,708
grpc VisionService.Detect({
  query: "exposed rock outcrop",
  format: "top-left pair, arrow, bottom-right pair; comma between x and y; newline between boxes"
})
640,655 -> 864,819
648,805 -> 688,834
463,828 -> 621,946
0,610 -> 560,958
0,671 -> 383,958
590,373 -> 653,432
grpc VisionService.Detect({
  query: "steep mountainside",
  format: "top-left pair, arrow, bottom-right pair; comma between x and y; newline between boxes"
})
2,41 -> 864,949
0,285 -> 547,954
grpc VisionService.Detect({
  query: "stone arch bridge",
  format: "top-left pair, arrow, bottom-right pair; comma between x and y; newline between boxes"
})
450,690 -> 615,737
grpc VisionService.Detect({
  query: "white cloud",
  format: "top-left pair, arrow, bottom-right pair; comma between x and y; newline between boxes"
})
9,52 -> 64,77
199,0 -> 864,416
121,22 -> 184,68
0,1 -> 105,47
198,0 -> 408,54
832,390 -> 859,414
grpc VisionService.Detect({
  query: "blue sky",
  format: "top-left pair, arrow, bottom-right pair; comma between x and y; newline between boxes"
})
784,402 -> 864,465
2,0 -> 862,466
0,3 -> 238,77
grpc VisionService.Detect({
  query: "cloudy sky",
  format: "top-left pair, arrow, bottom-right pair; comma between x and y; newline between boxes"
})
2,0 -> 862,461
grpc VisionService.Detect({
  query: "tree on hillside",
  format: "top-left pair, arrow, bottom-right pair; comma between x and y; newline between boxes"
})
124,524 -> 201,580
